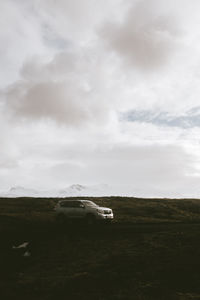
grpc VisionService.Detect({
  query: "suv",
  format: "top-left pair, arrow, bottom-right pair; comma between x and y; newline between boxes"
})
54,200 -> 114,224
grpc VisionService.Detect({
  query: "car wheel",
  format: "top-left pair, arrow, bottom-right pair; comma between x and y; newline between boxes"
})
104,219 -> 112,225
56,214 -> 66,224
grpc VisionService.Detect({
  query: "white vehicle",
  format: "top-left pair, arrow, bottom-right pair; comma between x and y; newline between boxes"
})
54,200 -> 114,224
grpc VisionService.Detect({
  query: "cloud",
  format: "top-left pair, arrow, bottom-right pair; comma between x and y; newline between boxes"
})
6,81 -> 91,125
1,0 -> 200,197
100,0 -> 182,70
32,0 -> 122,46
84,144 -> 195,186
10,142 -> 197,191
0,110 -> 20,171
0,0 -> 50,88
4,50 -> 111,126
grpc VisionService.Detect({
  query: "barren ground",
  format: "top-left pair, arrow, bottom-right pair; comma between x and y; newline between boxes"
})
1,197 -> 200,299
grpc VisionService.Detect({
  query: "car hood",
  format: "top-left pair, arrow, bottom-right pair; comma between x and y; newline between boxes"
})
98,207 -> 112,211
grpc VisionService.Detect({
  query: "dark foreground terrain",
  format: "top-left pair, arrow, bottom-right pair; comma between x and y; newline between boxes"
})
1,197 -> 200,299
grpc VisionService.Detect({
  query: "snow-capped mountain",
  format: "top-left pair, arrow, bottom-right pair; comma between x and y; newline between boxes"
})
58,184 -> 113,197
60,184 -> 86,193
0,184 -> 112,198
1,184 -> 134,198
1,183 -> 200,198
6,186 -> 40,198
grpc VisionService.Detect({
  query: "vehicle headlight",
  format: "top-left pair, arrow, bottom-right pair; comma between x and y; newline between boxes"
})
97,209 -> 104,214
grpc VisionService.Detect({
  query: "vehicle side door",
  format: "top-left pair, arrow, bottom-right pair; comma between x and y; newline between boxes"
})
72,201 -> 86,218
60,201 -> 74,217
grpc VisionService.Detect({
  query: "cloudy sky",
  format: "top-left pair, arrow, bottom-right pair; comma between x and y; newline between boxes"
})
1,0 -> 200,196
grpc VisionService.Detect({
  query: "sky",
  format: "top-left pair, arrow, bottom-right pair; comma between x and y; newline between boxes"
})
1,0 -> 200,197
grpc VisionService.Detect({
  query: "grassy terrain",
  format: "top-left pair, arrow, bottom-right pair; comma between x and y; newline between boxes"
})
1,197 -> 200,299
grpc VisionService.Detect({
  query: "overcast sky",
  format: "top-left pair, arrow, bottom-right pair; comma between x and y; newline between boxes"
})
1,0 -> 200,196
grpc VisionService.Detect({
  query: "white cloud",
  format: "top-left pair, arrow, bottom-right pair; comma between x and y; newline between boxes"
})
4,49 -> 112,126
100,0 -> 182,70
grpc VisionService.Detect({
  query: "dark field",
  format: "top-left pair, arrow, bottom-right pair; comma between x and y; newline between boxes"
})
1,197 -> 200,299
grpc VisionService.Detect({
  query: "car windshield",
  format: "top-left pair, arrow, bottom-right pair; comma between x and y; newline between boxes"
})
83,201 -> 98,208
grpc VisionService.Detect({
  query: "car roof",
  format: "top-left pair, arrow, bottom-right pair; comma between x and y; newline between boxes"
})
58,199 -> 96,204
58,199 -> 86,203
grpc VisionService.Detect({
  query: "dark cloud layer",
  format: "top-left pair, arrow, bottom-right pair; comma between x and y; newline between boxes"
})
4,51 -> 110,126
6,81 -> 91,125
101,0 -> 180,70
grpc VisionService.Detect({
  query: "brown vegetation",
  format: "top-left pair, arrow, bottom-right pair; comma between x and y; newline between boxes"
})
1,197 -> 200,299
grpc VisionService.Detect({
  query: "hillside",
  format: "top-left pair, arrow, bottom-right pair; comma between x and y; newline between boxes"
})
1,197 -> 200,299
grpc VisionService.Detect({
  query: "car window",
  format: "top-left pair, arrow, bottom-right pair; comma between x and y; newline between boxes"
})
60,201 -> 83,208
72,201 -> 83,208
83,201 -> 98,208
60,201 -> 73,208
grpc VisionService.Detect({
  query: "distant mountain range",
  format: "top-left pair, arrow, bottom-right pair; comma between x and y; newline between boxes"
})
0,184 -> 117,198
1,184 -> 200,198
0,184 -> 152,198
